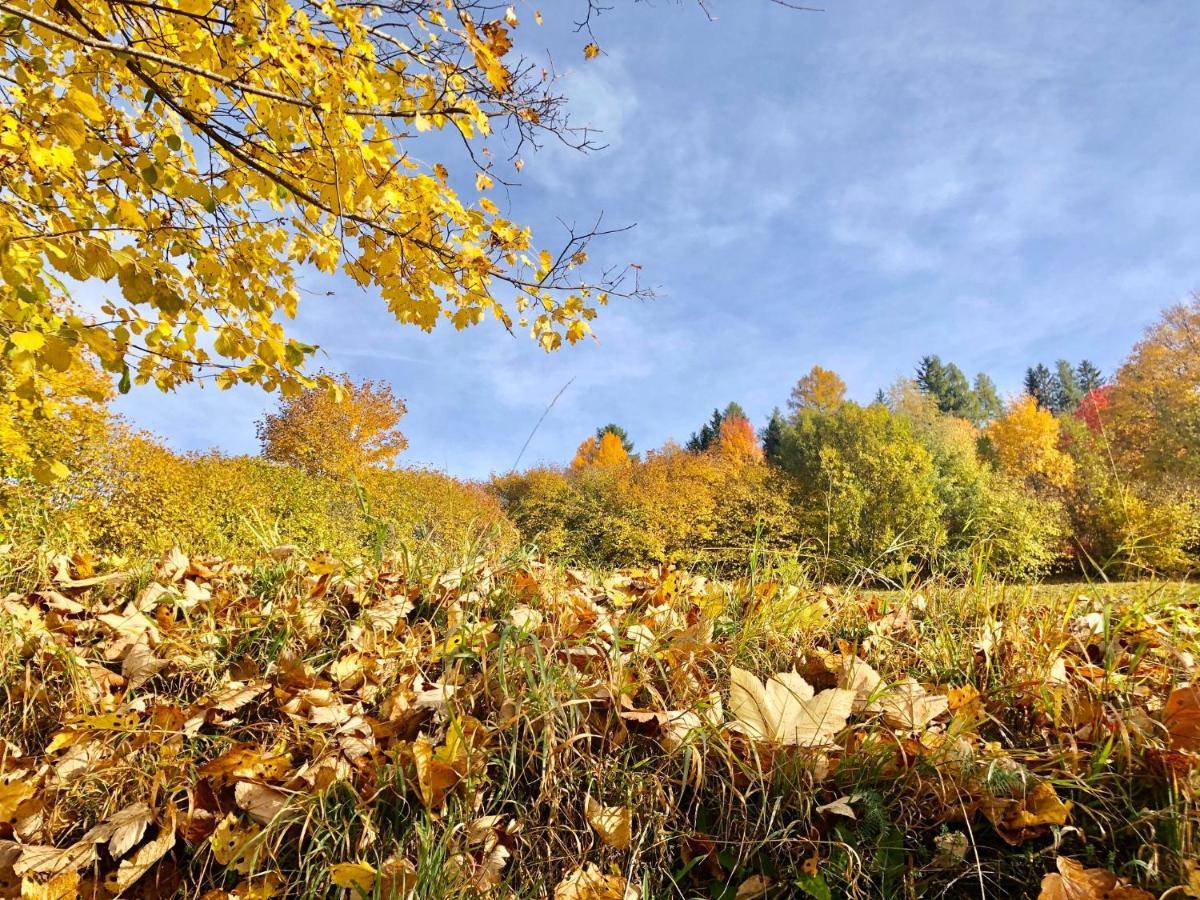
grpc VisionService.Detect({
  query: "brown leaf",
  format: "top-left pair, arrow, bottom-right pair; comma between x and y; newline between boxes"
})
981,781 -> 1072,845
1037,856 -> 1154,900
1163,683 -> 1200,754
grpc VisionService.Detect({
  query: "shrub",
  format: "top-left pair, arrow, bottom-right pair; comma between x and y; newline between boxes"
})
778,404 -> 945,580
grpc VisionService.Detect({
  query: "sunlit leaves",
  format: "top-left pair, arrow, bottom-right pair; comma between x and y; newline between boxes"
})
0,0 -> 626,475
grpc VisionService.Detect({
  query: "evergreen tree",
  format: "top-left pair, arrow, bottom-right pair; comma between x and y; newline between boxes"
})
915,355 -> 949,401
1076,359 -> 1105,393
872,389 -> 886,406
760,408 -> 785,462
916,355 -> 977,418
1024,364 -> 1056,410
687,405 -> 745,452
973,373 -> 1003,422
940,362 -> 976,418
1053,359 -> 1082,413
595,423 -> 634,456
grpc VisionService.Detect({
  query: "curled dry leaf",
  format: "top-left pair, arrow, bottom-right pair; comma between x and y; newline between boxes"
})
980,781 -> 1072,845
554,863 -> 640,900
839,658 -> 949,731
734,874 -> 772,899
106,810 -> 177,893
728,667 -> 853,747
585,795 -> 632,850
1037,856 -> 1154,900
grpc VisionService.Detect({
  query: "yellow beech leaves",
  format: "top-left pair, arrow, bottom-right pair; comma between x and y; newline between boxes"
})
0,0 -> 633,476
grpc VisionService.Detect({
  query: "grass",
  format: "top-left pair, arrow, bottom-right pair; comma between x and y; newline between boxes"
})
0,542 -> 1196,899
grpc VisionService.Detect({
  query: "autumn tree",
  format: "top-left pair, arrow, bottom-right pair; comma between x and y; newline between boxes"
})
256,375 -> 407,479
571,430 -> 631,470
1105,295 -> 1200,480
687,403 -> 747,452
0,0 -> 646,479
788,365 -> 846,415
713,413 -> 764,464
595,423 -> 634,456
984,396 -> 1075,490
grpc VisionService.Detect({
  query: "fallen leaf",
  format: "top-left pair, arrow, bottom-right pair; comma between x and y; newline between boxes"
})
728,667 -> 853,747
1037,856 -> 1154,900
585,795 -> 632,850
981,781 -> 1072,845
554,863 -> 640,900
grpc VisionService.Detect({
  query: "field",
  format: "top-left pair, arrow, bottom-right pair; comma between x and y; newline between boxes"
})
1,544 -> 1196,899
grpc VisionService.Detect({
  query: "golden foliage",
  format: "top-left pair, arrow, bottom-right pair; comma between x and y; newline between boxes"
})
788,365 -> 847,414
986,396 -> 1076,490
1105,295 -> 1200,480
256,373 -> 407,479
714,414 -> 764,464
571,432 -> 632,470
1,0 -> 624,474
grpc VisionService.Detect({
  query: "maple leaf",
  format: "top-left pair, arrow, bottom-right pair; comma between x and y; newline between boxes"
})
728,667 -> 853,747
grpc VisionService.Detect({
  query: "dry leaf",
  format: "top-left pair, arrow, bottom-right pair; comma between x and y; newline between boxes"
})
107,811 -> 176,893
554,863 -> 640,900
981,781 -> 1072,845
735,875 -> 772,900
1037,856 -> 1153,900
585,795 -> 632,850
209,814 -> 261,874
234,782 -> 290,825
728,667 -> 853,747
412,734 -> 461,809
1164,683 -> 1200,753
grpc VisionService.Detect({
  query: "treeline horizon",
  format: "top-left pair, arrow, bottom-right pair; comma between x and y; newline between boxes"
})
3,296 -> 1197,584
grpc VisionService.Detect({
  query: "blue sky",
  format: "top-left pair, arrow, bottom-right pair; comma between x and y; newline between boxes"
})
113,1 -> 1200,479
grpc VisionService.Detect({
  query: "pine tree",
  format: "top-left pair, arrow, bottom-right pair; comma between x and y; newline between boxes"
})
760,408 -> 785,462
915,356 -> 949,401
973,373 -> 1003,422
1024,364 -> 1056,410
1053,360 -> 1082,413
1076,360 -> 1105,393
687,408 -> 726,452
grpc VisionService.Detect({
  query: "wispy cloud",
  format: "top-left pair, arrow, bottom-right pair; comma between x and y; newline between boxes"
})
112,1 -> 1200,478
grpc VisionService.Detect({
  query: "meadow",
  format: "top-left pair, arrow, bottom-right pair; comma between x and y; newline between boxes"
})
0,543 -> 1196,899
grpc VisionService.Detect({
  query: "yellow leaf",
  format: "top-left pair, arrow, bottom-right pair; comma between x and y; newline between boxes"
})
329,861 -> 377,893
585,795 -> 631,850
209,813 -> 261,874
583,42 -> 600,60
0,778 -> 36,823
10,331 -> 45,352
